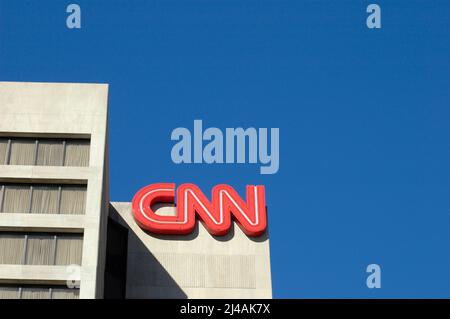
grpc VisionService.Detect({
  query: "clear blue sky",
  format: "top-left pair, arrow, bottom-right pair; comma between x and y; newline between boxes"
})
1,0 -> 450,298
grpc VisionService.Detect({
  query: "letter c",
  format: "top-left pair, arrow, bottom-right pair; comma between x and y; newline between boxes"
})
132,183 -> 182,233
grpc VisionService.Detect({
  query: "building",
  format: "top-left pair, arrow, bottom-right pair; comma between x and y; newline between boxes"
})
0,82 -> 109,299
0,82 -> 272,299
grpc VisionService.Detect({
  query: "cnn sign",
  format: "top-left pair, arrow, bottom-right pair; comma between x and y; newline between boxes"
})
132,183 -> 267,237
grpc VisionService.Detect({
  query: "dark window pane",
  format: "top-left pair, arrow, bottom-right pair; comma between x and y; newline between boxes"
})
9,139 -> 35,165
36,140 -> 64,166
64,140 -> 90,167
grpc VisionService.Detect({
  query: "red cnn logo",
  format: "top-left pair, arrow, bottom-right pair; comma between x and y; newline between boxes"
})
131,183 -> 267,237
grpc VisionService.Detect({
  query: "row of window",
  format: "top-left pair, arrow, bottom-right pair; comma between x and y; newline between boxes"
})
0,137 -> 88,299
0,233 -> 83,266
0,137 -> 90,167
0,285 -> 79,299
0,183 -> 86,215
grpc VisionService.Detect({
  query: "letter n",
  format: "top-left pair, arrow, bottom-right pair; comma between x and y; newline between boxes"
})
213,185 -> 267,236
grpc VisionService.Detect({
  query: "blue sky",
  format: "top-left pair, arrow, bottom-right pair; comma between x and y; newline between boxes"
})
1,0 -> 450,298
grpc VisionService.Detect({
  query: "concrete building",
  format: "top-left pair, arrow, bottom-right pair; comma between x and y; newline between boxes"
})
0,82 -> 272,299
108,203 -> 272,298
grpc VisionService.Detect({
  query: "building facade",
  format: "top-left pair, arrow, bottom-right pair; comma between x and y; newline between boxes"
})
0,82 -> 271,299
0,82 -> 109,299
107,202 -> 272,298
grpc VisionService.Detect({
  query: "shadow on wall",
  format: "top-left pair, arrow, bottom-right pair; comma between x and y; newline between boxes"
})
146,221 -> 268,243
105,204 -> 187,299
145,203 -> 270,243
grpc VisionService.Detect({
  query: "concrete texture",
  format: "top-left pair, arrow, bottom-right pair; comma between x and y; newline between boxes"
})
0,265 -> 80,285
110,202 -> 272,299
0,82 -> 109,298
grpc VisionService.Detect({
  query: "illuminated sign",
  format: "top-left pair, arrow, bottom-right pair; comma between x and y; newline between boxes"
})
132,183 -> 267,237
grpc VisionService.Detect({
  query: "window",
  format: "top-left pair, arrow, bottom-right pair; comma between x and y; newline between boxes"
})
0,233 -> 25,264
36,140 -> 64,166
0,285 -> 79,299
30,185 -> 60,214
0,139 -> 8,165
2,184 -> 31,214
9,139 -> 36,165
21,287 -> 50,299
0,183 -> 87,215
0,286 -> 19,299
25,234 -> 55,265
0,232 -> 83,266
64,140 -> 90,167
0,137 -> 90,167
50,287 -> 79,299
55,235 -> 83,265
59,186 -> 87,215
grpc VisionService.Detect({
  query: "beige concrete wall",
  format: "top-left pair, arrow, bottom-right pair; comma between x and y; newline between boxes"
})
0,82 -> 109,299
110,202 -> 272,299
